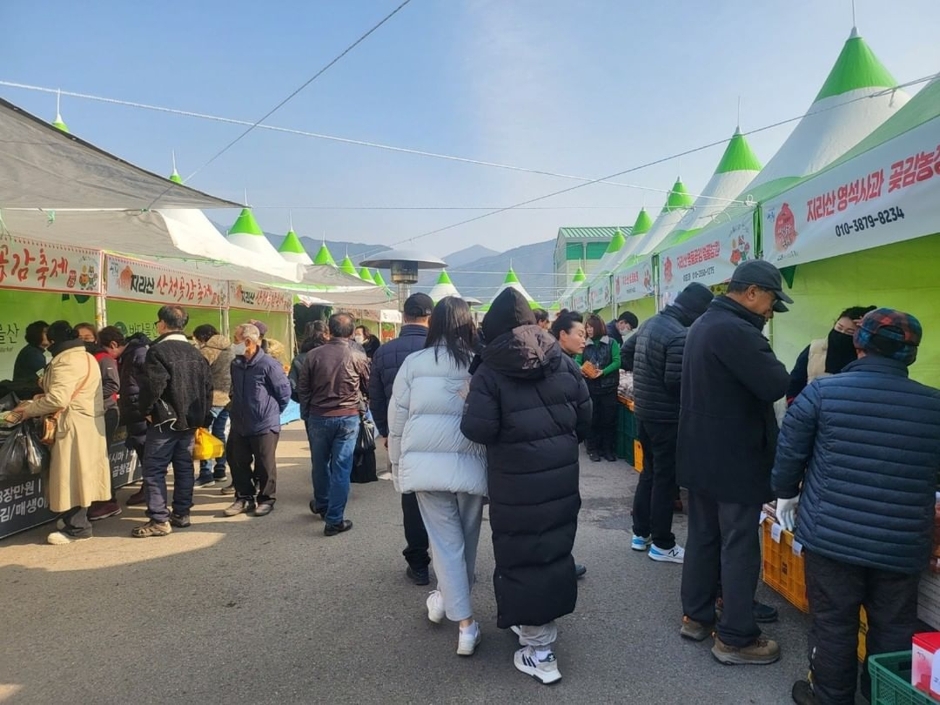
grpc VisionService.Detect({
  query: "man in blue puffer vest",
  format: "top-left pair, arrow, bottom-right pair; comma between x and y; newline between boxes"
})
773,309 -> 940,705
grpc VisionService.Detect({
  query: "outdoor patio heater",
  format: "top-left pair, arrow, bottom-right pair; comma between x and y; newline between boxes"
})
359,248 -> 447,312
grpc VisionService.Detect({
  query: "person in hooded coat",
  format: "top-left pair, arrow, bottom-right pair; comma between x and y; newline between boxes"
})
461,288 -> 592,685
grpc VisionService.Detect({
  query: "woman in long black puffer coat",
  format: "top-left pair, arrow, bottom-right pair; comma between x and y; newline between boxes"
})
461,288 -> 591,685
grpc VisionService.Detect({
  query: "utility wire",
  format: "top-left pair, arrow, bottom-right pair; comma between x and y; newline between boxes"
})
139,0 -> 413,209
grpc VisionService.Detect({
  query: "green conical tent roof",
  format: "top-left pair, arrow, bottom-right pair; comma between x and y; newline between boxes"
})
52,112 -> 69,133
228,208 -> 265,236
313,243 -> 336,266
373,270 -> 387,287
661,179 -> 694,213
604,229 -> 627,254
437,270 -> 454,285
571,267 -> 586,283
358,267 -> 375,284
631,208 -> 654,236
715,129 -> 763,174
278,229 -> 306,254
504,267 -> 521,284
339,255 -> 358,277
168,169 -> 183,184
814,29 -> 897,102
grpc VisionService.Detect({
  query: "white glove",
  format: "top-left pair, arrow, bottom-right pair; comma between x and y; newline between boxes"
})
776,496 -> 800,532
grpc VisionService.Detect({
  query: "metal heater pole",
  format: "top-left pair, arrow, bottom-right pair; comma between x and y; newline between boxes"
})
398,283 -> 410,312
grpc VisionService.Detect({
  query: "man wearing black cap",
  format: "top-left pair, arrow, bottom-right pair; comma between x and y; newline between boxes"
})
677,260 -> 791,665
369,292 -> 434,585
774,309 -> 940,705
622,282 -> 714,564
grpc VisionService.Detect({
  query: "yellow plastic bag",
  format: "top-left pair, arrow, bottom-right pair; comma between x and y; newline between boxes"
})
193,427 -> 224,461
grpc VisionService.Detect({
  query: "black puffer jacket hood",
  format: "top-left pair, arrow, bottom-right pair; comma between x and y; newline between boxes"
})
482,288 -> 536,342
481,325 -> 562,380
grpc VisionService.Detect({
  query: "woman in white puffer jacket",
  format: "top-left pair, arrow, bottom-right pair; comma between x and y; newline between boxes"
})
388,296 -> 487,657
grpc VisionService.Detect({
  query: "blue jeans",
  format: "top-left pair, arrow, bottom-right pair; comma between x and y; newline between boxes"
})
199,407 -> 229,479
143,426 -> 196,523
305,415 -> 359,526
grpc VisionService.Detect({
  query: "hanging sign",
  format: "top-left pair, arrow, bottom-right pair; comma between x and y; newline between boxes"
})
0,237 -> 101,294
614,258 -> 655,304
658,210 -> 756,299
571,286 -> 589,312
106,255 -> 225,307
227,282 -> 293,312
588,276 -> 611,310
763,120 -> 940,266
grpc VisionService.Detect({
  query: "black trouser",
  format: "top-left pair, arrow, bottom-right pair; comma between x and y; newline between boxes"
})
631,419 -> 678,549
805,551 -> 920,704
402,492 -> 431,570
103,407 -> 120,500
587,388 -> 618,456
681,491 -> 761,647
228,430 -> 279,503
61,505 -> 92,538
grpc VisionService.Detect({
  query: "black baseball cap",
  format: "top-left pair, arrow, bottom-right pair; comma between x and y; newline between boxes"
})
730,260 -> 794,313
403,292 -> 434,317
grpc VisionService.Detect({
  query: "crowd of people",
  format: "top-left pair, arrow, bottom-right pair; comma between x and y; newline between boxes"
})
3,262 -> 940,698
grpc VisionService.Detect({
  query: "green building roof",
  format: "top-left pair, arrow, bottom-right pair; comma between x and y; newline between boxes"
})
557,226 -> 633,240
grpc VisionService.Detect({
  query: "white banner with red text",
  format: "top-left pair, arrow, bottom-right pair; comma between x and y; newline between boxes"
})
614,257 -> 655,304
106,255 -> 226,307
0,237 -> 101,295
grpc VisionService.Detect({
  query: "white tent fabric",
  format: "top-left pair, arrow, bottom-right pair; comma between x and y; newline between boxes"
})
280,283 -> 398,308
0,98 -> 238,210
429,279 -> 461,302
0,208 -> 311,283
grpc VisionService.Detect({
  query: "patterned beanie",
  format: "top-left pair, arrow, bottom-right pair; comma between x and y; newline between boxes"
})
853,308 -> 922,365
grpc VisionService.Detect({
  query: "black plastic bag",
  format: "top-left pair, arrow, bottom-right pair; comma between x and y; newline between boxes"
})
357,415 -> 376,454
351,415 -> 377,484
0,420 -> 49,482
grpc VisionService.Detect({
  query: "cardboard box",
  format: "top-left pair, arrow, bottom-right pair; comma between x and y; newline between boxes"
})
912,632 -> 940,699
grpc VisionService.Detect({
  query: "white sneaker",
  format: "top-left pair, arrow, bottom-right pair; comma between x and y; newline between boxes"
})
648,544 -> 685,564
514,646 -> 562,685
457,622 -> 481,656
47,531 -> 90,545
631,534 -> 652,551
426,590 -> 445,624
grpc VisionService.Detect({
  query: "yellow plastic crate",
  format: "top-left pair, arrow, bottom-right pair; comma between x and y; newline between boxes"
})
761,517 -> 809,612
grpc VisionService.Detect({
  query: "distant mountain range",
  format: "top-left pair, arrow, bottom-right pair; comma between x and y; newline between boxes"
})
253,229 -> 558,304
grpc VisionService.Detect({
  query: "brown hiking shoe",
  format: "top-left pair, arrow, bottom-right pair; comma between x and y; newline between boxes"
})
711,635 -> 780,665
679,616 -> 714,642
131,520 -> 172,538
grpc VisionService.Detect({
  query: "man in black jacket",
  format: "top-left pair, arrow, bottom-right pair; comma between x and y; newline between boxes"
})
368,293 -> 433,585
622,283 -> 713,563
133,306 -> 213,538
677,260 -> 791,665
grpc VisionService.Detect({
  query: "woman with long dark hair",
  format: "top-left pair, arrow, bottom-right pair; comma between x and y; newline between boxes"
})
388,297 -> 487,657
577,313 -> 622,462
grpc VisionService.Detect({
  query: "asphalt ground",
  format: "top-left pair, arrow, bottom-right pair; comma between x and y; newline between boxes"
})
0,423 -> 818,704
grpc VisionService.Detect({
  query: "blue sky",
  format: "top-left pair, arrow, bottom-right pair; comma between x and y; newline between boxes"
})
3,0 -> 940,259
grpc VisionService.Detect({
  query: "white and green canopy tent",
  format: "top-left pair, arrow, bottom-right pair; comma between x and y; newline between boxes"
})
313,242 -> 337,267
227,207 -> 283,259
620,178 -> 695,259
582,227 -> 633,313
428,270 -> 461,302
605,208 -> 658,319
761,74 -> 940,387
358,267 -> 376,284
557,266 -> 587,310
278,228 -> 313,266
725,27 -> 909,222
480,267 -> 540,312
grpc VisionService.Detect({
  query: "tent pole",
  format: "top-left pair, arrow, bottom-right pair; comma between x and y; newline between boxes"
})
95,294 -> 107,330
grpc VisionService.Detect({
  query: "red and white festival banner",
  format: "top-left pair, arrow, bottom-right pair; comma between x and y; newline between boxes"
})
0,237 -> 101,295
588,275 -> 611,310
614,258 -> 655,304
228,282 -> 293,312
106,255 -> 225,307
658,210 -> 756,300
763,122 -> 940,266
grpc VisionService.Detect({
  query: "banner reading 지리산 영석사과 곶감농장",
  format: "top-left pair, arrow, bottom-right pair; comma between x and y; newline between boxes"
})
763,121 -> 940,267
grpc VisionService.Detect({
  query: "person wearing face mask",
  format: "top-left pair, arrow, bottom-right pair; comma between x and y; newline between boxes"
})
676,260 -> 791,666
786,306 -> 877,405
354,325 -> 381,360
606,311 -> 639,345
223,324 -> 292,518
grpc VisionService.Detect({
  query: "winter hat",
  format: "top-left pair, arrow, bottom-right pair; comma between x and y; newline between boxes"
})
674,282 -> 714,319
853,308 -> 922,365
482,288 -> 535,342
248,319 -> 268,337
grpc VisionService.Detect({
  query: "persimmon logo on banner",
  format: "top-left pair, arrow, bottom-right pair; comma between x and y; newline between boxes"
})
774,203 -> 797,252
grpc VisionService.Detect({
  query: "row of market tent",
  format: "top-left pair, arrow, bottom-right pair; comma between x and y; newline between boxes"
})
555,27 -> 940,387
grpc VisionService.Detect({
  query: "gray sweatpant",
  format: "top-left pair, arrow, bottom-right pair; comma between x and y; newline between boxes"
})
415,491 -> 484,622
518,622 -> 557,648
